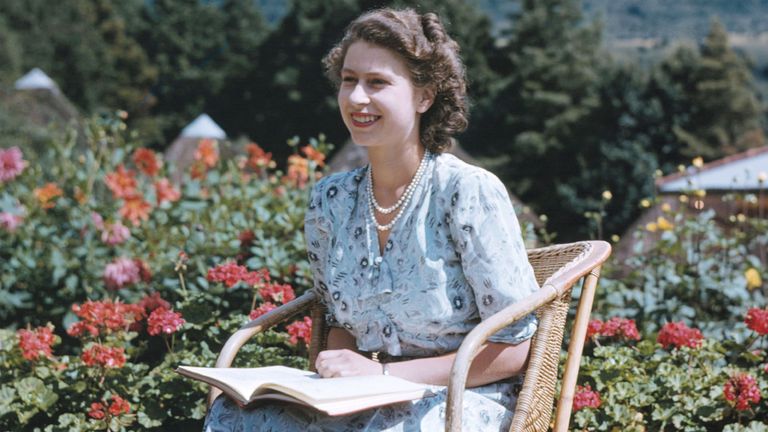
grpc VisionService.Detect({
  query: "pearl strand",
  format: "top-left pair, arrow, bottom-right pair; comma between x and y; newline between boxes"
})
367,152 -> 430,232
368,150 -> 430,214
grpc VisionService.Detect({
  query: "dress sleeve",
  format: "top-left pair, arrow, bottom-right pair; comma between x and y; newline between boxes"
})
304,177 -> 341,327
448,170 -> 538,345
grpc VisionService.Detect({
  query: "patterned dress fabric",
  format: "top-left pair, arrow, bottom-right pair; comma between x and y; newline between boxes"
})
204,153 -> 540,432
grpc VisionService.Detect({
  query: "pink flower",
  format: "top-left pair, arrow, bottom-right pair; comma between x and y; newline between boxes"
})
0,146 -> 27,182
90,212 -> 105,230
67,299 -> 144,338
657,321 -> 704,349
88,402 -> 106,419
147,307 -> 185,336
286,316 -> 312,346
104,257 -> 141,290
249,302 -> 277,320
573,384 -> 601,411
101,221 -> 131,245
207,262 -> 249,287
18,325 -> 57,361
745,307 -> 768,336
724,373 -> 761,411
0,211 -> 24,232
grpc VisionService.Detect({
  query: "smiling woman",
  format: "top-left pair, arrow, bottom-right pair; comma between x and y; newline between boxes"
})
204,8 -> 539,432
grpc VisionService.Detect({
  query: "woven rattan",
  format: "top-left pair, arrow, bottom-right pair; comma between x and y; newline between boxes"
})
208,240 -> 611,432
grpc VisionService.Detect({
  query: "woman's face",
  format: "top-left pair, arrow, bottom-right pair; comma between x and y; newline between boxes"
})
338,41 -> 432,151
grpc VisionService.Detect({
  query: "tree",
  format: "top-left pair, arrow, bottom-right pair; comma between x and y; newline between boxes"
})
0,14 -> 22,85
649,19 -> 764,168
468,0 -> 609,239
0,0 -> 154,113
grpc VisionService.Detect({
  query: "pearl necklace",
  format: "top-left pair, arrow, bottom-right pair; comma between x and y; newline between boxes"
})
367,151 -> 430,232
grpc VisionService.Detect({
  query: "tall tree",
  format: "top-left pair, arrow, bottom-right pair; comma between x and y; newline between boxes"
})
649,19 -> 764,168
0,14 -> 22,85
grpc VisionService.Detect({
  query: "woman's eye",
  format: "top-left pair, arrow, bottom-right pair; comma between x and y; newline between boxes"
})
369,79 -> 387,86
341,76 -> 357,84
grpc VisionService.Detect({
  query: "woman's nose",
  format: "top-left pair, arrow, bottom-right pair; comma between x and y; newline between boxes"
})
348,83 -> 369,106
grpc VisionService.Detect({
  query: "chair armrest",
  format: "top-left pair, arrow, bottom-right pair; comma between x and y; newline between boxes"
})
207,290 -> 319,406
445,284 -> 561,431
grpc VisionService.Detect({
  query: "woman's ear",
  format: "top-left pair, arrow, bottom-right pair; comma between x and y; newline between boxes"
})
416,87 -> 436,113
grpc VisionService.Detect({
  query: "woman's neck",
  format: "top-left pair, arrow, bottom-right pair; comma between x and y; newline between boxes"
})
367,144 -> 425,191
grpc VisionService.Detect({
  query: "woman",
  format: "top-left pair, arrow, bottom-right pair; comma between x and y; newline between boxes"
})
205,8 -> 539,431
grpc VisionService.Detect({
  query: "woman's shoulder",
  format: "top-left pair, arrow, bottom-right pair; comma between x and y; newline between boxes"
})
306,166 -> 366,221
432,152 -> 505,193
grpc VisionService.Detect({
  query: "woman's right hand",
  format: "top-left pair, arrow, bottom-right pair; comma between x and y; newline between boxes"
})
315,349 -> 382,378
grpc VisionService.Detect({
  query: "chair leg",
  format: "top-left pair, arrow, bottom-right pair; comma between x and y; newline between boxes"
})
553,266 -> 601,432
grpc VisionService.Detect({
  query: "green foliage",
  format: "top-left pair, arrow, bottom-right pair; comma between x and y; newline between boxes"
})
596,195 -> 767,335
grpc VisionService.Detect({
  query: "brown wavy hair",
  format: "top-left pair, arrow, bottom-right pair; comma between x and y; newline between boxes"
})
323,8 -> 468,154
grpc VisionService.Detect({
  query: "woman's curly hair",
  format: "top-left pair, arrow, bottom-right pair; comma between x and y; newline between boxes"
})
323,8 -> 468,154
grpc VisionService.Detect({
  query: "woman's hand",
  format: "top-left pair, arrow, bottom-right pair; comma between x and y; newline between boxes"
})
315,349 -> 381,378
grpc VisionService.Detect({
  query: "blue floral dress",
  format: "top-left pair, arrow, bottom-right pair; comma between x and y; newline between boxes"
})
204,153 -> 539,432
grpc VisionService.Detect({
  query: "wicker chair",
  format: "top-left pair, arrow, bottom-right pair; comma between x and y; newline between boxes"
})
208,240 -> 611,432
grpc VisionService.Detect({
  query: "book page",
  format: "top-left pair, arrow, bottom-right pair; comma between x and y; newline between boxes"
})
177,365 -> 315,402
264,374 -> 433,405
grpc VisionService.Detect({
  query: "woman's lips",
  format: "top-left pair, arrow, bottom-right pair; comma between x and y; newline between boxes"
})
350,113 -> 381,128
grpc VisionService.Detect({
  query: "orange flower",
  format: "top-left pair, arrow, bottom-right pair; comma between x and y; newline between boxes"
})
301,145 -> 325,167
154,178 -> 181,205
34,183 -> 63,209
285,154 -> 309,187
245,143 -> 273,170
194,139 -> 219,168
132,148 -> 161,177
74,187 -> 87,205
104,165 -> 137,199
119,194 -> 151,226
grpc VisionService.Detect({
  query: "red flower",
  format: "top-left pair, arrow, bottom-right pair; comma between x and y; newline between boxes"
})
88,402 -> 106,420
137,292 -> 171,315
249,302 -> 277,320
119,193 -> 152,227
132,148 -> 161,177
260,283 -> 295,304
207,262 -> 247,287
104,165 -> 137,199
724,373 -> 761,411
657,321 -> 704,349
573,384 -> 601,411
134,259 -> 153,283
286,316 -> 312,346
18,325 -> 56,361
239,229 -> 255,248
81,344 -> 126,368
0,146 -> 27,182
154,177 -> 181,205
107,395 -> 131,415
586,317 -> 640,342
745,307 -> 768,336
147,307 -> 185,336
67,299 -> 144,338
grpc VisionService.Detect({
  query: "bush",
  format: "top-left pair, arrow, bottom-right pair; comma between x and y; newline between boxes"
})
0,113 -> 328,430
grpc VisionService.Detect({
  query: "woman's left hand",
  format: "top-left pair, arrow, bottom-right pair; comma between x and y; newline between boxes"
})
315,349 -> 382,378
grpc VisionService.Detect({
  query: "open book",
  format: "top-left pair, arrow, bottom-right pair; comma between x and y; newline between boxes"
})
176,365 -> 436,416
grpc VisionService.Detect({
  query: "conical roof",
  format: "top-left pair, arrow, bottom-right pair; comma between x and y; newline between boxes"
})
180,114 -> 227,139
14,68 -> 60,93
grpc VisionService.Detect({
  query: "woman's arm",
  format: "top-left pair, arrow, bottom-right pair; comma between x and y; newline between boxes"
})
316,328 -> 530,388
